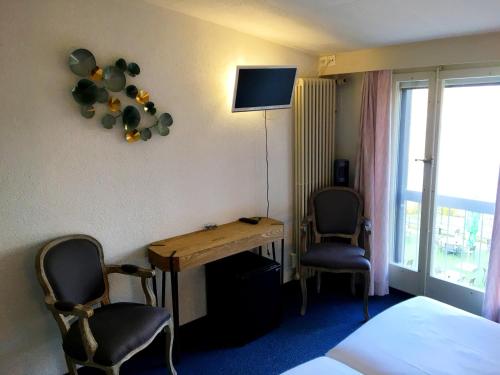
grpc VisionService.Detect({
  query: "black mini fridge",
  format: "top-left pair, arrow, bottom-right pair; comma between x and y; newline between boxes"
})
206,251 -> 282,346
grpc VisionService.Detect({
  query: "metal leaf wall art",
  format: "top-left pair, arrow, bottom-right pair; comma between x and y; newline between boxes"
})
69,48 -> 173,143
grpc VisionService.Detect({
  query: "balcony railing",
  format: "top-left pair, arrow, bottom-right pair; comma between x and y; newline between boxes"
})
395,190 -> 494,290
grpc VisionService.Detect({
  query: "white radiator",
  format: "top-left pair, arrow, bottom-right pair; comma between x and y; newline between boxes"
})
293,78 -> 336,278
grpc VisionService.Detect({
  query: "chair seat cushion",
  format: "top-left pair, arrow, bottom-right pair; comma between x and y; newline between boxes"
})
300,242 -> 370,270
63,302 -> 170,366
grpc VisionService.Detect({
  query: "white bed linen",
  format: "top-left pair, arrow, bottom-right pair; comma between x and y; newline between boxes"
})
327,296 -> 500,375
281,356 -> 361,375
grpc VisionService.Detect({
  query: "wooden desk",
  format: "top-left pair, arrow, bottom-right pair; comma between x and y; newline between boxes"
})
148,218 -> 285,356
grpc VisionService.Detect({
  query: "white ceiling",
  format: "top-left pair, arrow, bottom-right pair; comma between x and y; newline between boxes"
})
146,0 -> 500,55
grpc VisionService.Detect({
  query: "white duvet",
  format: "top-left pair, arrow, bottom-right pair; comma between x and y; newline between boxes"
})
327,296 -> 500,375
281,357 -> 361,375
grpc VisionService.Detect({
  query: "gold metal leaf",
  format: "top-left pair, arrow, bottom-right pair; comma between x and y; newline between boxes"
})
90,66 -> 103,81
125,129 -> 141,143
108,97 -> 121,112
135,90 -> 150,105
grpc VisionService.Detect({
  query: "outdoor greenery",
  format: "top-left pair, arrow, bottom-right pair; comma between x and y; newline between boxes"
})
397,202 -> 493,291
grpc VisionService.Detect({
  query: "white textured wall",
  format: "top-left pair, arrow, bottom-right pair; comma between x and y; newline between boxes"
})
0,1 -> 316,373
319,31 -> 500,75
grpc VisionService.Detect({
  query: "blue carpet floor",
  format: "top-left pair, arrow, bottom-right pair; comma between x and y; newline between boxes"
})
77,275 -> 411,375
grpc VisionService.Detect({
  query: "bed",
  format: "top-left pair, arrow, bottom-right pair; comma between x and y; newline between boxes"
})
282,296 -> 500,374
281,357 -> 361,375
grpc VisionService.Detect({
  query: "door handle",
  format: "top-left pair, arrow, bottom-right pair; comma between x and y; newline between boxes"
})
415,157 -> 433,164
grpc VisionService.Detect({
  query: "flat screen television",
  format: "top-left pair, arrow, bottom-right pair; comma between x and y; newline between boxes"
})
232,65 -> 297,112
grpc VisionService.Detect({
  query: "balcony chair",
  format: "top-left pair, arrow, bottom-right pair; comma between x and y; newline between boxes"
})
299,187 -> 372,321
35,234 -> 176,375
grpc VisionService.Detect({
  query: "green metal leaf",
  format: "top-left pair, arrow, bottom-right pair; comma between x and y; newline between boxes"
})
101,114 -> 116,129
140,128 -> 152,141
126,85 -> 138,99
96,87 -> 109,103
80,105 -> 95,119
68,49 -> 96,77
72,79 -> 98,105
115,58 -> 127,72
158,113 -> 173,127
103,66 -> 126,92
156,122 -> 170,136
127,62 -> 140,77
122,106 -> 141,130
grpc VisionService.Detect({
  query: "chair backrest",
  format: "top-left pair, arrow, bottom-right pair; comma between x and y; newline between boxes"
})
36,235 -> 109,306
309,187 -> 363,245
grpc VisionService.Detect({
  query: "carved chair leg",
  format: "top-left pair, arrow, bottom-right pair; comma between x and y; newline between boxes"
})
316,271 -> 321,294
165,320 -> 177,375
300,267 -> 308,316
105,365 -> 119,375
351,273 -> 356,296
363,271 -> 370,321
294,262 -> 301,281
64,355 -> 77,375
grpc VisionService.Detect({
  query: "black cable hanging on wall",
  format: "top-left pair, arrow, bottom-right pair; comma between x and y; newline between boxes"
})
264,110 -> 271,256
264,110 -> 269,218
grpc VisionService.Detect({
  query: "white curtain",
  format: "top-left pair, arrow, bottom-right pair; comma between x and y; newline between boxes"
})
354,70 -> 392,296
483,169 -> 500,322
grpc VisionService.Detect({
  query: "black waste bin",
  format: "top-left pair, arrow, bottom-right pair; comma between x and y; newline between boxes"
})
206,251 -> 282,346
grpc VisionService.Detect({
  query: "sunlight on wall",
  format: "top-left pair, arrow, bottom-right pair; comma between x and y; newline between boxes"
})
224,58 -> 246,112
223,58 -> 292,129
221,58 -> 265,130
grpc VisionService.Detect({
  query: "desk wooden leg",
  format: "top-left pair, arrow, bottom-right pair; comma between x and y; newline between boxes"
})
162,271 -> 166,308
170,269 -> 180,362
272,242 -> 276,262
281,238 -> 285,285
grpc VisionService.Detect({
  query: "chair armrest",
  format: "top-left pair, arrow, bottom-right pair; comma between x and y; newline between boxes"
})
45,296 -> 94,319
360,217 -> 372,260
300,216 -> 313,257
44,296 -> 98,360
105,264 -> 155,278
361,217 -> 372,234
301,215 -> 313,232
105,264 -> 156,307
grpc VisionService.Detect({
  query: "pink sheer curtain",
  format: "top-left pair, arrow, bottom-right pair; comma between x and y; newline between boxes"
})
354,70 -> 392,296
483,169 -> 500,322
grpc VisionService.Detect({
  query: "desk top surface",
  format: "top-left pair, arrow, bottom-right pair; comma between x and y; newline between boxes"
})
148,218 -> 284,271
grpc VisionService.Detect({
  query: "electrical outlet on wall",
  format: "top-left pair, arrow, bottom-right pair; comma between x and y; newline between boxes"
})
319,54 -> 336,68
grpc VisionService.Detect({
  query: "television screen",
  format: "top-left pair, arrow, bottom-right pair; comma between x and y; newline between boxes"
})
232,66 -> 297,112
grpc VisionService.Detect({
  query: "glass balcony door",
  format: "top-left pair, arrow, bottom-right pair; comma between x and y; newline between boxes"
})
425,71 -> 500,314
390,68 -> 500,314
389,72 -> 436,296
394,85 -> 428,271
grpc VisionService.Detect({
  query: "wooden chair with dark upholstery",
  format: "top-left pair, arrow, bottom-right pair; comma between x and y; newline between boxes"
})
299,187 -> 372,321
35,234 -> 176,375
